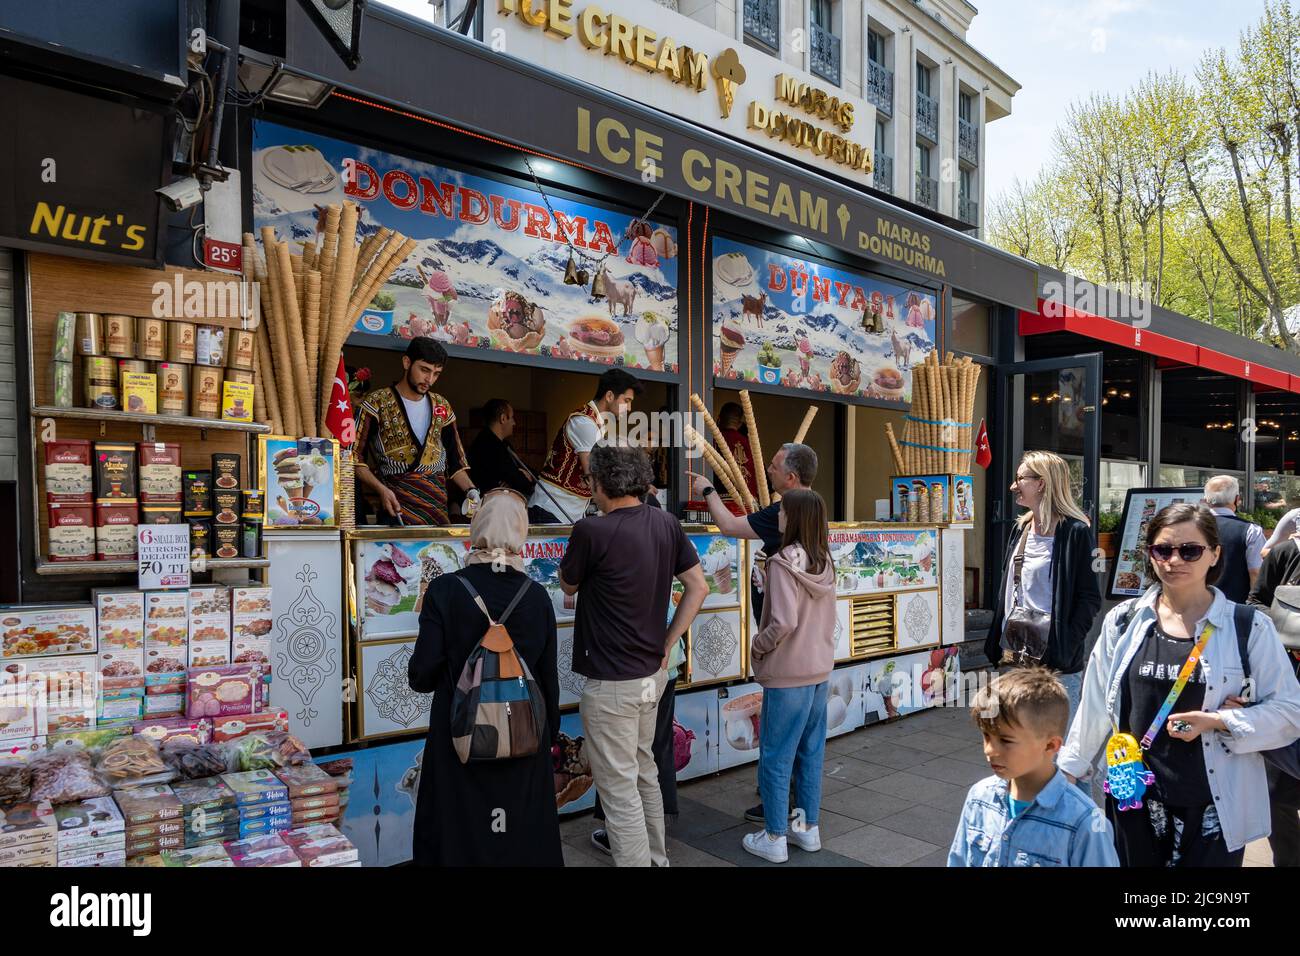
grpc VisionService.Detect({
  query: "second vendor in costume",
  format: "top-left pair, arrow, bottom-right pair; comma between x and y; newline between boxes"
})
354,337 -> 480,525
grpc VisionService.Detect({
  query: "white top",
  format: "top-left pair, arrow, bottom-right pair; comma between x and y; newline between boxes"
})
1264,506 -> 1300,551
1004,528 -> 1055,615
401,394 -> 432,444
527,403 -> 605,522
1209,506 -> 1265,571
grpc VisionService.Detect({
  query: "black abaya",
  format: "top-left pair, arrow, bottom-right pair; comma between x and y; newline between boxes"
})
408,564 -> 563,866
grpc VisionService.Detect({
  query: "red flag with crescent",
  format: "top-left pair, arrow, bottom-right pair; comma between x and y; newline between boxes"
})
974,418 -> 991,469
325,356 -> 355,447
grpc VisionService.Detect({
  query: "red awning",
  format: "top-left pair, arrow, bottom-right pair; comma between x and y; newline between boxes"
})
1018,301 -> 1298,394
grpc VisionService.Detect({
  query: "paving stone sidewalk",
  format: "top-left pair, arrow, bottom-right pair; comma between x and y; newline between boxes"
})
559,703 -> 1279,867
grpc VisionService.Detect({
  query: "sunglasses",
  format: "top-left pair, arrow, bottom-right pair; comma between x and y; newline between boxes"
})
1147,543 -> 1210,563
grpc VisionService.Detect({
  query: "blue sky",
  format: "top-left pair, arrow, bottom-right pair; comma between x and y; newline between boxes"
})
969,0 -> 1270,202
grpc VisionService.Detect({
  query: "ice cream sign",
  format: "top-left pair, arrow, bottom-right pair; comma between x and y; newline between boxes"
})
495,0 -> 874,180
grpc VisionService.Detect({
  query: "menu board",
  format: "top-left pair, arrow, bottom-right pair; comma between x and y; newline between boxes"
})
1108,487 -> 1202,599
828,528 -> 938,596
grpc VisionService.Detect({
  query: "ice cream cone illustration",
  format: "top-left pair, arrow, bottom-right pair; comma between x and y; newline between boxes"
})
718,317 -> 745,375
635,312 -> 670,371
711,49 -> 747,119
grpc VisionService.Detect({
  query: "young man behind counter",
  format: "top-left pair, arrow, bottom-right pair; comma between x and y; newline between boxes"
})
354,337 -> 481,526
467,399 -> 535,499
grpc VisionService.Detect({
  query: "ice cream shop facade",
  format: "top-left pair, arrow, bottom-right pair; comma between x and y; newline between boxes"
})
9,1 -> 1300,866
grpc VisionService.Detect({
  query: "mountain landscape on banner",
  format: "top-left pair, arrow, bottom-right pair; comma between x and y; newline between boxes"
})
250,121 -> 680,373
711,236 -> 936,403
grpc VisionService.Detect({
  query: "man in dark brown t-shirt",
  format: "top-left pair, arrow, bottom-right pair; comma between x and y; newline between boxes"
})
560,445 -> 707,866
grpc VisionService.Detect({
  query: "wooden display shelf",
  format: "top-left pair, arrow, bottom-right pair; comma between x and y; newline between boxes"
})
30,406 -> 270,434
36,557 -> 270,576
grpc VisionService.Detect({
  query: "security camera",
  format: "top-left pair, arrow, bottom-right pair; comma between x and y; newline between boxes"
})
156,177 -> 206,213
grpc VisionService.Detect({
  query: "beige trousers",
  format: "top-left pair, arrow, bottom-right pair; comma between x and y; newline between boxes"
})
580,667 -> 669,867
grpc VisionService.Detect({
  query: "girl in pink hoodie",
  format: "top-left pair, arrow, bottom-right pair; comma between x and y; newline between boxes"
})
743,489 -> 837,863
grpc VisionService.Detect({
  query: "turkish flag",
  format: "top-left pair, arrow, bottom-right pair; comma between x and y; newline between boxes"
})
324,356 -> 355,447
974,418 -> 991,469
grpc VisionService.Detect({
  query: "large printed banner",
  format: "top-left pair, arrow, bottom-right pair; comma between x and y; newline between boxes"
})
252,121 -> 680,373
712,237 -> 936,402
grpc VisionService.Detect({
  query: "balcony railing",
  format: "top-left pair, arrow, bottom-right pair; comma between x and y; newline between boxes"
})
868,60 -> 893,116
958,116 -> 979,165
915,174 -> 939,210
959,194 -> 979,225
810,23 -> 841,87
743,0 -> 780,52
916,90 -> 938,143
874,153 -> 893,194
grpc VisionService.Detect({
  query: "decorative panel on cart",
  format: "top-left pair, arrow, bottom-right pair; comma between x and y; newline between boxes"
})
834,598 -> 853,661
826,664 -> 869,738
711,235 -> 937,400
940,527 -> 966,647
671,687 -> 720,782
716,681 -> 764,770
688,608 -> 744,685
895,589 -> 940,651
254,120 -> 680,374
354,637 -> 434,741
555,711 -> 597,816
862,648 -> 961,723
317,738 -> 424,867
356,536 -> 467,641
830,527 -> 938,596
680,534 -> 743,610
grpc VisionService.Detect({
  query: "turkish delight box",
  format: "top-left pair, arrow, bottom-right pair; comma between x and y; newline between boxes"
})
0,605 -> 96,660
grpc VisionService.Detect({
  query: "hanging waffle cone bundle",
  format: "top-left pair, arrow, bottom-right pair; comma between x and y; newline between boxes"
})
317,203 -> 360,434
688,393 -> 753,512
739,390 -> 769,508
302,270 -> 323,421
260,228 -> 301,437
685,425 -> 746,508
316,205 -> 342,352
246,236 -> 285,434
346,234 -> 416,324
274,241 -> 313,434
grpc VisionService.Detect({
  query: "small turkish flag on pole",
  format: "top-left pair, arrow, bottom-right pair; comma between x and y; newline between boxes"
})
325,356 -> 355,447
974,418 -> 991,469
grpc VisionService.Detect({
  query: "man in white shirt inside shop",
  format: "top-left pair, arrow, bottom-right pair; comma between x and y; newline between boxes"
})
527,369 -> 644,524
1203,475 -> 1265,602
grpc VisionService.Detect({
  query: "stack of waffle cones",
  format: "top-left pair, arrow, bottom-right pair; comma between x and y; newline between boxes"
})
246,202 -> 416,437
892,351 -> 982,475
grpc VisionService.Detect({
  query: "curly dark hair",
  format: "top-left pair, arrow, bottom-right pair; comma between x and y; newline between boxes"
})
588,445 -> 654,499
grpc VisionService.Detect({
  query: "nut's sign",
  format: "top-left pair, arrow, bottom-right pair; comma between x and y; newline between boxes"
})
496,0 -> 875,179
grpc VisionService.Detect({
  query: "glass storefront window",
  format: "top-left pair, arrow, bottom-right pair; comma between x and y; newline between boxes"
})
1253,472 -> 1300,516
1160,368 -> 1240,469
1158,465 -> 1242,493
1058,456 -> 1145,514
952,296 -> 990,357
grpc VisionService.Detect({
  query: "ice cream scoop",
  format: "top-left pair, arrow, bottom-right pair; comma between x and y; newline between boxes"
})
635,312 -> 671,348
426,270 -> 456,298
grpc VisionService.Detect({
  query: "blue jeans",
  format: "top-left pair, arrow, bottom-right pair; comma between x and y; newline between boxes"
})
758,682 -> 829,836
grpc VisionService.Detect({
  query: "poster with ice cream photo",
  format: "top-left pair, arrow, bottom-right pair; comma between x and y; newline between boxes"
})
356,538 -> 467,640
717,681 -> 764,769
712,236 -> 937,403
259,437 -> 338,530
829,528 -> 938,596
673,534 -> 740,611
253,121 -> 679,374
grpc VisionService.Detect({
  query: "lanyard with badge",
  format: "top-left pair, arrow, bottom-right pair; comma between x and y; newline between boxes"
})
1104,622 -> 1214,811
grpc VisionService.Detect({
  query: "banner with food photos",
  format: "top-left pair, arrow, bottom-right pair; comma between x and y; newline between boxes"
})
252,120 -> 679,373
711,236 -> 937,403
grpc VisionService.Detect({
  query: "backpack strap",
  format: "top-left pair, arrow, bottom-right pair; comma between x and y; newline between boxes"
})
1232,601 -> 1254,683
1114,598 -> 1138,635
498,577 -> 534,626
454,573 -> 533,627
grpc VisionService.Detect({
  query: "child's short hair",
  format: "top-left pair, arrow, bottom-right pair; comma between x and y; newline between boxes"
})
971,668 -> 1069,738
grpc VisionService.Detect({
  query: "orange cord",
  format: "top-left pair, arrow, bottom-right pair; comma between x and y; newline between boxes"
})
700,206 -> 710,396
685,202 -> 694,395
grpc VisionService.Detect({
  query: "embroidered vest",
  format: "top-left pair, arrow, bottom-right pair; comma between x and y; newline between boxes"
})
539,404 -> 603,498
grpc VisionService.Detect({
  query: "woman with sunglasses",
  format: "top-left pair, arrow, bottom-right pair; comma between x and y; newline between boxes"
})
985,451 -> 1101,717
1059,503 -> 1300,866
408,488 -> 563,866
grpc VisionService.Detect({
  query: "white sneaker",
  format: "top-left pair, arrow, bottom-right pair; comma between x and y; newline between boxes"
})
788,825 -> 821,852
742,830 -> 788,863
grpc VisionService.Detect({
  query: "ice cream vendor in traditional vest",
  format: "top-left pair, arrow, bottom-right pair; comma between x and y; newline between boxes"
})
354,337 -> 481,525
527,369 -> 644,524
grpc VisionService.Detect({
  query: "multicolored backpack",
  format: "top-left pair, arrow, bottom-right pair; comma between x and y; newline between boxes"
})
450,574 -> 546,764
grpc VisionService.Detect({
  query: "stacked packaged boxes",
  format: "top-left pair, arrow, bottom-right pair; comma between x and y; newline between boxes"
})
230,584 -> 273,709
276,763 -> 341,828
171,777 -> 240,848
224,832 -> 301,868
187,585 -> 231,668
0,800 -> 57,867
113,784 -> 184,859
144,592 -> 188,719
54,795 -> 126,867
95,589 -> 146,726
280,824 -> 359,867
221,770 -> 290,837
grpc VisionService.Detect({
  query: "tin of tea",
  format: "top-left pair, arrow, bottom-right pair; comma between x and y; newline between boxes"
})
157,362 -> 189,417
213,524 -> 240,560
225,368 -> 255,384
52,361 -> 74,408
83,356 -> 119,410
242,490 -> 265,520
168,321 -> 196,363
117,359 -> 149,378
104,314 -> 135,358
137,317 -> 167,360
226,329 -> 256,370
190,366 -> 223,419
187,518 -> 212,557
76,313 -> 104,356
195,325 -> 226,367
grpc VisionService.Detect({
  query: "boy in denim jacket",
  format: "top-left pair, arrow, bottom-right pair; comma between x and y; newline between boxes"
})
949,668 -> 1118,867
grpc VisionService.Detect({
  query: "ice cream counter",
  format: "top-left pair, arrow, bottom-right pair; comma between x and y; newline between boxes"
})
342,521 -> 968,746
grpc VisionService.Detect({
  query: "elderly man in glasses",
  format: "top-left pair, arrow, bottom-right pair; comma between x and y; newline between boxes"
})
1203,476 -> 1265,603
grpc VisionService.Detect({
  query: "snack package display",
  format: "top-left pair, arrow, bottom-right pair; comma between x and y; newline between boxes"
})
237,812 -> 291,837
145,620 -> 187,650
44,440 -> 93,503
0,604 -> 96,660
127,834 -> 184,857
94,589 -> 145,650
112,784 -> 182,825
133,717 -> 211,747
281,824 -> 357,867
160,743 -> 229,780
0,751 -> 34,803
275,762 -> 338,799
137,443 -> 182,502
54,795 -> 126,860
187,641 -> 230,668
231,733 -> 285,771
97,648 -> 144,680
188,586 -> 230,617
220,769 -> 288,806
186,663 -> 259,718
142,693 -> 186,718
94,443 -> 138,501
146,591 -> 189,622
58,848 -> 126,867
95,502 -> 139,561
289,792 -> 340,814
95,734 -> 174,789
0,663 -> 38,743
225,833 -> 300,867
183,471 -> 213,517
230,637 -> 269,668
0,800 -> 57,852
159,844 -> 234,867
47,502 -> 96,562
170,776 -> 236,815
29,656 -> 97,734
231,585 -> 272,642
28,749 -> 111,804
211,710 -> 287,743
